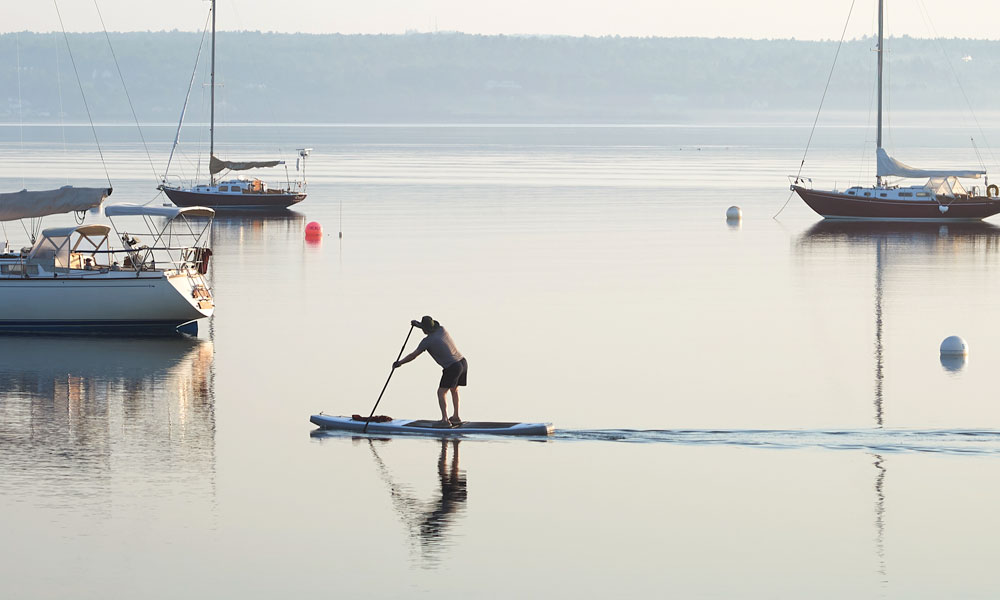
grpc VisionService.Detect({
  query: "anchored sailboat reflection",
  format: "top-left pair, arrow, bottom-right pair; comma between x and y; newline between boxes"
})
208,210 -> 306,247
193,210 -> 306,303
0,335 -> 216,507
202,210 -> 308,284
796,220 -> 1000,425
796,221 -> 1000,587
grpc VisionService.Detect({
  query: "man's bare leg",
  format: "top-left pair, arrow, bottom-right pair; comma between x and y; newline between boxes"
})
449,387 -> 461,423
437,387 -> 450,425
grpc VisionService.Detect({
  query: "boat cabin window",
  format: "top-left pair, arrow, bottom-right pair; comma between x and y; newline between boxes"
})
916,192 -> 930,197
1,263 -> 39,276
863,192 -> 871,197
848,191 -> 856,195
899,192 -> 913,197
880,193 -> 887,197
219,186 -> 229,192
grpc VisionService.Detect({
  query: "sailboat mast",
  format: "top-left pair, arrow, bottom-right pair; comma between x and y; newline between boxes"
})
875,0 -> 883,148
209,0 -> 216,185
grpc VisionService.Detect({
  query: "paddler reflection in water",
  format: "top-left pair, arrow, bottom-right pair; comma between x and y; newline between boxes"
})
393,316 -> 468,427
365,438 -> 467,564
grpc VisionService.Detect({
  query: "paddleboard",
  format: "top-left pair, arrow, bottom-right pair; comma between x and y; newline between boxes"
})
310,414 -> 553,436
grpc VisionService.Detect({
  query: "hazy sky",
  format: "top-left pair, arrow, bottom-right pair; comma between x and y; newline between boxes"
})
4,0 -> 1000,40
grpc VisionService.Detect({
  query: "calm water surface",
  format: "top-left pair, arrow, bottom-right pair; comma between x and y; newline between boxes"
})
2,123 -> 1000,598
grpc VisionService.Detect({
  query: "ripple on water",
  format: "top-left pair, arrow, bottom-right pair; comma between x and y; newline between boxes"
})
554,428 -> 1000,455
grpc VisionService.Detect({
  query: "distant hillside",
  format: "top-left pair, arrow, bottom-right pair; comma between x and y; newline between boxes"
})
1,32 -> 997,123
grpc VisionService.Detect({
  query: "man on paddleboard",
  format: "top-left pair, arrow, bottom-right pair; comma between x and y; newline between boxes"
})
393,316 -> 468,427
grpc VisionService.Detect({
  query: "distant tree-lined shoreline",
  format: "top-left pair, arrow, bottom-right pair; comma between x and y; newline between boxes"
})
1,32 -> 996,123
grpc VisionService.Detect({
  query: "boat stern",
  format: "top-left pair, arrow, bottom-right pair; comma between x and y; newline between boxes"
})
168,271 -> 215,320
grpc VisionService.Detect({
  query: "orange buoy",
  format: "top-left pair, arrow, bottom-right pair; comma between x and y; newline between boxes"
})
305,221 -> 323,238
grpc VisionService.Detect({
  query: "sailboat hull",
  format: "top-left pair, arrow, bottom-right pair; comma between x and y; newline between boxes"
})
793,186 -> 1000,222
0,272 -> 212,334
163,187 -> 305,210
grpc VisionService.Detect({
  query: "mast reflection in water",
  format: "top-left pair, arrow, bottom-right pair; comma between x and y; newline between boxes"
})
795,220 -> 1000,426
0,335 -> 216,512
796,221 -> 1000,589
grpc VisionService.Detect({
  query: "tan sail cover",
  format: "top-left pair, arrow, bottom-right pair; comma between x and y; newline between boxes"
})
877,148 -> 984,179
210,155 -> 283,175
0,186 -> 110,222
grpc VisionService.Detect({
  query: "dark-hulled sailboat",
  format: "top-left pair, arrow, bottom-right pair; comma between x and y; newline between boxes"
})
791,0 -> 1000,222
159,0 -> 308,210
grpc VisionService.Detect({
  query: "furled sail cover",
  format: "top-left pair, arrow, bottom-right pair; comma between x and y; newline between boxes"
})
877,148 -> 984,179
210,155 -> 283,175
0,186 -> 110,222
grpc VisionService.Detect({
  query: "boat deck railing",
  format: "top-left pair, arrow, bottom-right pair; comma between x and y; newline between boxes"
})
0,245 -> 209,275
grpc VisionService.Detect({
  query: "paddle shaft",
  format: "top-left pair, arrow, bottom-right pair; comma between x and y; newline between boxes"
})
363,324 -> 415,433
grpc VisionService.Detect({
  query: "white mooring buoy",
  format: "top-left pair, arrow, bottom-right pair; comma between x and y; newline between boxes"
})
940,336 -> 968,372
940,335 -> 968,356
726,206 -> 742,220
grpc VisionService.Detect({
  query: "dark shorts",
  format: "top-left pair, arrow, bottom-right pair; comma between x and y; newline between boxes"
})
439,358 -> 468,389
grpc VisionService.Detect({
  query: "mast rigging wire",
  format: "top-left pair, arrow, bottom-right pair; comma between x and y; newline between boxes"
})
914,0 -> 999,173
92,0 -> 159,183
972,137 -> 986,173
774,0 -> 858,219
53,0 -> 113,191
164,8 -> 213,184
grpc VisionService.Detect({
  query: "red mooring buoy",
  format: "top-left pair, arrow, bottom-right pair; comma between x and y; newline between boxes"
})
305,221 -> 323,238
